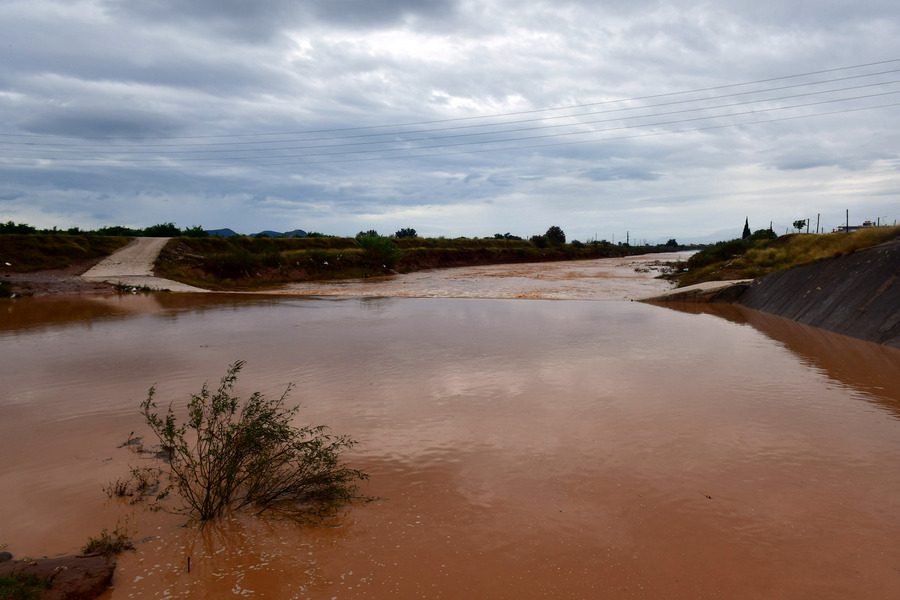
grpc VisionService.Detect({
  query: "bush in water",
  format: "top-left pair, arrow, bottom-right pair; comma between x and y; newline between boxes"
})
141,361 -> 367,522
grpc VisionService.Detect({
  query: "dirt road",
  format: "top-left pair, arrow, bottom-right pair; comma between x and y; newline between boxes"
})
81,237 -> 207,292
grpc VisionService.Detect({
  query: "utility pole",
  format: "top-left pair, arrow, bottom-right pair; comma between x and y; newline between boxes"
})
846,209 -> 849,233
806,219 -> 810,234
816,213 -> 820,234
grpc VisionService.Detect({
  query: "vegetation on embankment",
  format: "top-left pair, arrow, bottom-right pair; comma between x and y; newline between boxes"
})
676,226 -> 900,287
154,235 -> 681,290
0,234 -> 130,272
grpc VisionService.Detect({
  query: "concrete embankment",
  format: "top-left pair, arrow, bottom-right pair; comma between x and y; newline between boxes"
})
645,240 -> 899,348
737,239 -> 900,348
641,279 -> 754,303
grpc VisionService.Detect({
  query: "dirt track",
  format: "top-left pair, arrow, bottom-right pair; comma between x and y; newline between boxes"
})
81,237 -> 207,292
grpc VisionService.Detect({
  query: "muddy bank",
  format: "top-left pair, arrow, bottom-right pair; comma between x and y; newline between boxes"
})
1,257 -> 117,296
737,239 -> 900,348
0,554 -> 115,599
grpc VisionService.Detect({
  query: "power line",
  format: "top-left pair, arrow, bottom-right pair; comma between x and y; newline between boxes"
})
3,66 -> 900,151
0,61 -> 898,168
1,57 -> 899,143
4,101 -> 897,169
3,72 -> 899,155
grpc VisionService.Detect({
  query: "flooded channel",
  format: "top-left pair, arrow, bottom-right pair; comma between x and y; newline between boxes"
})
2,292 -> 900,599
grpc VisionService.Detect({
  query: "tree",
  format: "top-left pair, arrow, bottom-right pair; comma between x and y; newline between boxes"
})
665,239 -> 678,247
545,225 -> 566,245
394,228 -> 417,238
182,225 -> 210,238
355,230 -> 379,239
0,221 -> 38,234
530,235 -> 548,248
749,228 -> 777,241
742,218 -> 751,239
144,222 -> 181,237
793,219 -> 807,233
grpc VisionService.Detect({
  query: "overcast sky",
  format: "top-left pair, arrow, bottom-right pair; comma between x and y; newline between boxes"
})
2,0 -> 899,242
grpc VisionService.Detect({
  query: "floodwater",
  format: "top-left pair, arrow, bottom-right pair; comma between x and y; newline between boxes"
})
2,286 -> 900,598
278,252 -> 683,300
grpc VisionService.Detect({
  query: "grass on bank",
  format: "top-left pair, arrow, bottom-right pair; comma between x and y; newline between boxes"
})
0,572 -> 51,599
677,225 -> 900,287
0,234 -> 130,272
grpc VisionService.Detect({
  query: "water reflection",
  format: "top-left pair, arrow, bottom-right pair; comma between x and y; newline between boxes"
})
2,295 -> 900,599
663,302 -> 900,413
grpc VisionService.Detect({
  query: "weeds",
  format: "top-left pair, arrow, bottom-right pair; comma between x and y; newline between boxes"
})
140,361 -> 367,522
113,282 -> 168,294
0,234 -> 129,272
81,521 -> 135,556
678,226 -> 900,287
0,572 -> 51,599
103,467 -> 160,500
356,235 -> 403,271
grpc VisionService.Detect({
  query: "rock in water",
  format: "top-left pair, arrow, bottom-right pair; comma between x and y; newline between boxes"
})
0,554 -> 116,600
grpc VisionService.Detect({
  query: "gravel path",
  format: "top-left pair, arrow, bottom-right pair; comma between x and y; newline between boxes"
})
81,237 -> 207,292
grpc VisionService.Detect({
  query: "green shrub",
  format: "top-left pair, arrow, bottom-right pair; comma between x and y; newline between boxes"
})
356,235 -> 403,271
81,521 -> 135,556
0,572 -> 51,599
203,248 -> 261,279
530,235 -> 548,248
140,361 -> 367,522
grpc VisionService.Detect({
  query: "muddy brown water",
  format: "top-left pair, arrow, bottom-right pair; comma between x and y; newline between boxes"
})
3,290 -> 900,598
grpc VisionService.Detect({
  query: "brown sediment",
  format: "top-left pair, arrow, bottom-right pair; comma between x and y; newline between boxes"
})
2,295 -> 900,598
276,252 -> 685,300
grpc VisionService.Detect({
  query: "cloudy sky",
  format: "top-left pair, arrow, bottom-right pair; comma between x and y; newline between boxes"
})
2,0 -> 899,242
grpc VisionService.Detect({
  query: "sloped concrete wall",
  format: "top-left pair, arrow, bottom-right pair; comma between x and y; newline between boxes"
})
738,240 -> 900,348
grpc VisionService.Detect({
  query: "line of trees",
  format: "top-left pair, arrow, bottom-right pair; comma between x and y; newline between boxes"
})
4,219 -> 693,249
0,221 -> 209,237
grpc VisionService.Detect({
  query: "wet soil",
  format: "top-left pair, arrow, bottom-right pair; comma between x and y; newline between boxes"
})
1,257 -> 116,296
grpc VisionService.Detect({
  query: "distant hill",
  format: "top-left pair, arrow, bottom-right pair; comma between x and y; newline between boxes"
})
205,228 -> 308,238
206,228 -> 239,237
251,229 -> 308,238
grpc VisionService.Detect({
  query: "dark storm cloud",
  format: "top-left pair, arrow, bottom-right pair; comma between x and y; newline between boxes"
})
104,0 -> 460,42
20,106 -> 188,138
